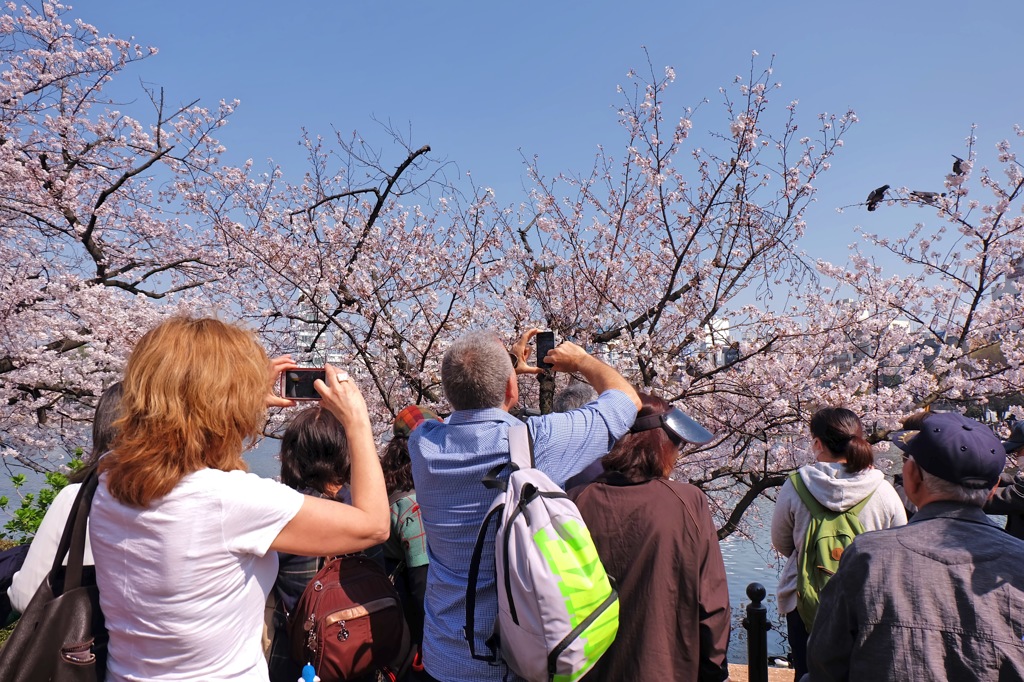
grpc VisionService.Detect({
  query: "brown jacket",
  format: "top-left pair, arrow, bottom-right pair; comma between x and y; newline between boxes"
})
570,473 -> 731,682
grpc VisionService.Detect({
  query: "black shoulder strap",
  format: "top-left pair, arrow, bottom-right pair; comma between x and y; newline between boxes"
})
464,502 -> 503,663
52,467 -> 100,593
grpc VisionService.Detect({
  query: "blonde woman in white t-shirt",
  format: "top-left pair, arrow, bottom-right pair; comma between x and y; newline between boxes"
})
90,317 -> 390,682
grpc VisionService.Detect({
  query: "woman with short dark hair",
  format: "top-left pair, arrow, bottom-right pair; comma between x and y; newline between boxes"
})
279,406 -> 351,496
7,382 -> 124,615
570,393 -> 730,681
267,405 -> 354,682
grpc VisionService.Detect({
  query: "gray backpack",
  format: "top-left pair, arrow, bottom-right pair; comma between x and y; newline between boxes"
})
465,424 -> 619,681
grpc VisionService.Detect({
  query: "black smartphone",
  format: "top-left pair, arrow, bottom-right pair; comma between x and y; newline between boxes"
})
281,368 -> 326,401
536,331 -> 555,371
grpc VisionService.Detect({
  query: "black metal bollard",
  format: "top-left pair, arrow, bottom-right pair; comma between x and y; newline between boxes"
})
742,582 -> 770,682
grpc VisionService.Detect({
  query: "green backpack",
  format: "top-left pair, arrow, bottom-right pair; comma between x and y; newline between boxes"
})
789,472 -> 873,630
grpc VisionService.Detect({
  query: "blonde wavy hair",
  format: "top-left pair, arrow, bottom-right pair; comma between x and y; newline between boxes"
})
101,317 -> 269,507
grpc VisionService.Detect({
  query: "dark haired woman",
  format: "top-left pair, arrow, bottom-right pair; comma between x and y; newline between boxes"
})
8,382 -> 123,614
770,406 -> 906,681
267,405 -> 355,682
278,405 -> 352,497
569,393 -> 730,681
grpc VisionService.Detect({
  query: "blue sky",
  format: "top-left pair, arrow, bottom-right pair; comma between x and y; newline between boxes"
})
69,0 -> 1024,261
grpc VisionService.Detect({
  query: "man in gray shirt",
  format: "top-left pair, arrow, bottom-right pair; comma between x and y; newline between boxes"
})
806,411 -> 1024,680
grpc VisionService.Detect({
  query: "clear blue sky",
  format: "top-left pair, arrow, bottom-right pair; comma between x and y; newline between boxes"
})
69,0 -> 1024,261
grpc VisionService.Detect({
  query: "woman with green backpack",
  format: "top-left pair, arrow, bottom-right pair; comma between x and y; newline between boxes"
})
770,407 -> 907,681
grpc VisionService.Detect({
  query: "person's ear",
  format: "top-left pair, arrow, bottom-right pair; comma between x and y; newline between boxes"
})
502,372 -> 518,412
903,457 -> 924,501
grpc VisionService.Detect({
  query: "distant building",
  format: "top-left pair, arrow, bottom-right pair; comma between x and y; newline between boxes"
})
291,298 -> 344,366
704,317 -> 731,349
992,257 -> 1024,301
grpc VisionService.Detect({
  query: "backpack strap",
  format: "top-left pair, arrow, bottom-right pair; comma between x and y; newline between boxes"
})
790,471 -> 875,518
508,423 -> 534,470
464,500 -> 503,663
789,471 -> 826,518
847,489 -> 875,516
479,424 -> 534,490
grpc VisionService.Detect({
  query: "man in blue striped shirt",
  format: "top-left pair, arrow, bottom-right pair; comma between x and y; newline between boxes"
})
410,329 -> 640,682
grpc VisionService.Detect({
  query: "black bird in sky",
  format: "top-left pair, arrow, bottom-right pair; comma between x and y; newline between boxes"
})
952,155 -> 964,175
866,184 -> 889,211
910,190 -> 946,205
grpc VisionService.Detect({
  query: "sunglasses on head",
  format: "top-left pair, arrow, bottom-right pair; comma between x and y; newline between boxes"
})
629,406 -> 714,446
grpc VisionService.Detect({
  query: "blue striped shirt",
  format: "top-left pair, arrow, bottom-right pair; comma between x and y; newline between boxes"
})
409,390 -> 637,682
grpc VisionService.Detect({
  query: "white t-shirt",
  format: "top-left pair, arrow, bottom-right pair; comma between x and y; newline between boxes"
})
8,482 -> 93,614
90,468 -> 304,682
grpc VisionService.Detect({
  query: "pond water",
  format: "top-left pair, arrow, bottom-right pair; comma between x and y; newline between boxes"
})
717,505 -> 787,663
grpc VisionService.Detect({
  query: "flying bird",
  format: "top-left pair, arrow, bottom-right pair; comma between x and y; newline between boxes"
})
952,155 -> 964,175
866,184 -> 889,211
910,190 -> 946,205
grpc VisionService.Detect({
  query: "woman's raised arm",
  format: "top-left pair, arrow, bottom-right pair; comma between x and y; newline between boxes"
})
270,365 -> 390,555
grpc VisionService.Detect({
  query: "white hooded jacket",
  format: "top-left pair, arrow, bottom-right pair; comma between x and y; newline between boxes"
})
771,461 -> 907,615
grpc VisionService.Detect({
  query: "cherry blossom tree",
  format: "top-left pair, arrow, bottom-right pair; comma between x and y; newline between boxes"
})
0,3 -> 867,535
0,2 -> 236,471
814,126 -> 1024,425
5,3 -> 1022,540
490,55 -> 860,534
197,128 -> 514,436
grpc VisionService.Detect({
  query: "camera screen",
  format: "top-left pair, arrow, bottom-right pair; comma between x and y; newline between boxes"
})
282,369 -> 326,400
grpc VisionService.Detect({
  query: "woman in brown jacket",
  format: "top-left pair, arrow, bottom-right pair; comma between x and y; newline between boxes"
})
569,393 -> 730,682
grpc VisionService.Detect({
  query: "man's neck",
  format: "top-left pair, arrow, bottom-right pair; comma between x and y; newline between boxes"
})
910,489 -> 948,508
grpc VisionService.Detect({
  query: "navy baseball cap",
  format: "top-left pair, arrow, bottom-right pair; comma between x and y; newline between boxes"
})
1001,420 -> 1024,453
889,412 -> 1005,489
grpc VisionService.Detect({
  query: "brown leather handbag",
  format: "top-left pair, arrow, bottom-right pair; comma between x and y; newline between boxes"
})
0,469 -> 107,682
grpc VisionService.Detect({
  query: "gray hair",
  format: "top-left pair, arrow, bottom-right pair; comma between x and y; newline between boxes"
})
553,382 -> 598,413
916,462 -> 992,507
442,330 -> 513,411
